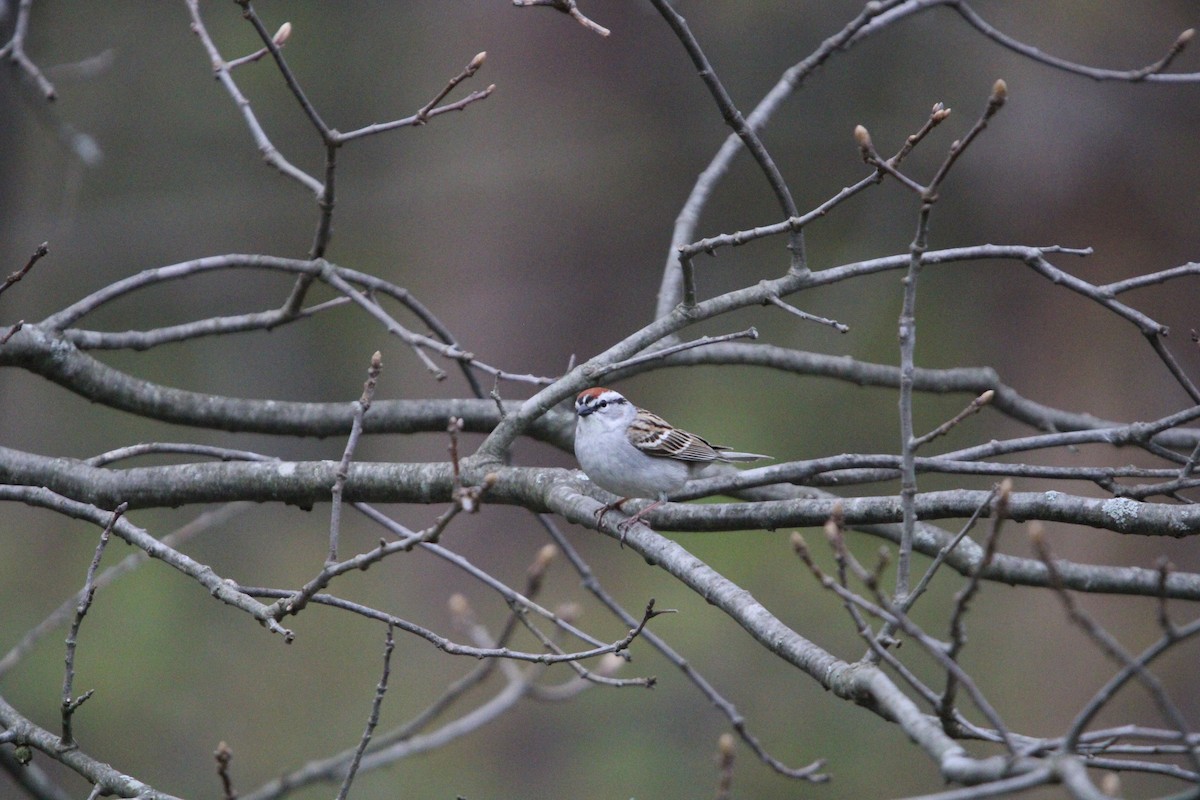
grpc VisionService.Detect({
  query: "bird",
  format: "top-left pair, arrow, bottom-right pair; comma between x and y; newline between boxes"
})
573,386 -> 768,539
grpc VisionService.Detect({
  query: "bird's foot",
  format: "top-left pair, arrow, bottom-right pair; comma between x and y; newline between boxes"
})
612,499 -> 665,547
594,498 -> 628,531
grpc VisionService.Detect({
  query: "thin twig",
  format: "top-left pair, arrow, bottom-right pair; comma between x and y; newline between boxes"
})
794,528 -> 941,709
61,503 -> 125,748
85,442 -> 278,468
234,1 -> 332,139
508,600 -> 663,688
272,504 -> 462,620
895,80 -> 1008,603
656,0 -> 897,317
7,485 -> 294,640
225,21 -> 291,69
592,328 -> 759,377
0,321 -> 24,344
419,540 -> 610,649
335,624 -> 395,800
45,253 -> 491,394
539,514 -> 828,781
448,416 -> 489,515
214,741 -> 236,800
415,52 -> 487,123
329,351 -> 383,564
0,0 -> 57,99
679,103 -> 952,262
1032,527 -> 1200,775
0,242 -> 49,299
647,0 -> 805,273
511,0 -> 611,37
765,295 -> 849,333
894,194 -> 927,601
335,86 -> 496,142
924,79 -> 1008,199
1103,262 -> 1200,295
912,390 -> 994,449
954,4 -> 1197,83
250,585 -> 652,666
900,486 -> 999,616
186,1 -> 322,194
256,544 -> 561,798
0,503 -> 250,680
824,524 -> 1020,755
938,482 -> 1008,732
856,124 -> 928,194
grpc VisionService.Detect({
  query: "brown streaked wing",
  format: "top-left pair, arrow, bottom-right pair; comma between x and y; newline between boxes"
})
628,409 -> 722,461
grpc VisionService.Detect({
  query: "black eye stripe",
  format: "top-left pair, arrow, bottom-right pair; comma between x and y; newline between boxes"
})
581,394 -> 626,411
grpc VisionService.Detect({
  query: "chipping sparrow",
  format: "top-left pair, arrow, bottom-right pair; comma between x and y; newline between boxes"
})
574,387 -> 768,537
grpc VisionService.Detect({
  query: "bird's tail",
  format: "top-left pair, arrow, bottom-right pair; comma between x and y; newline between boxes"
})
715,450 -> 769,462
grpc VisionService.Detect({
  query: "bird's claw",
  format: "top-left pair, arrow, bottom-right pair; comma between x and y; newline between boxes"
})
594,498 -> 662,547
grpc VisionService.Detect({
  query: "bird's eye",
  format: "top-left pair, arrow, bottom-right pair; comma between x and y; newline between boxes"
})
598,401 -> 607,408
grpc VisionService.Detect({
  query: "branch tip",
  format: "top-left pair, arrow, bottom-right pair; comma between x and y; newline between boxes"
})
853,124 -> 872,150
991,78 -> 1008,105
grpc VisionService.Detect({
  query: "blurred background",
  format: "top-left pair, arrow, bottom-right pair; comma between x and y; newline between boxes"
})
2,1 -> 1199,797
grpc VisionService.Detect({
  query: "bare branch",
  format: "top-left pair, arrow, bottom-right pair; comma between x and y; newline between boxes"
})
591,328 -> 760,377
335,624 -> 395,800
415,51 -> 487,124
328,351 -> 383,564
0,241 -> 49,299
0,0 -> 57,99
224,20 -> 291,70
0,484 -> 293,640
1031,528 -> 1200,776
954,5 -> 1198,83
512,0 -> 611,37
60,504 -> 124,748
214,741 -> 236,800
912,390 -> 994,449
185,1 -> 322,194
646,0 -> 805,273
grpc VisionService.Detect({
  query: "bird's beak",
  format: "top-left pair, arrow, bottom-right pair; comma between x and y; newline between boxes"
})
577,405 -> 594,417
